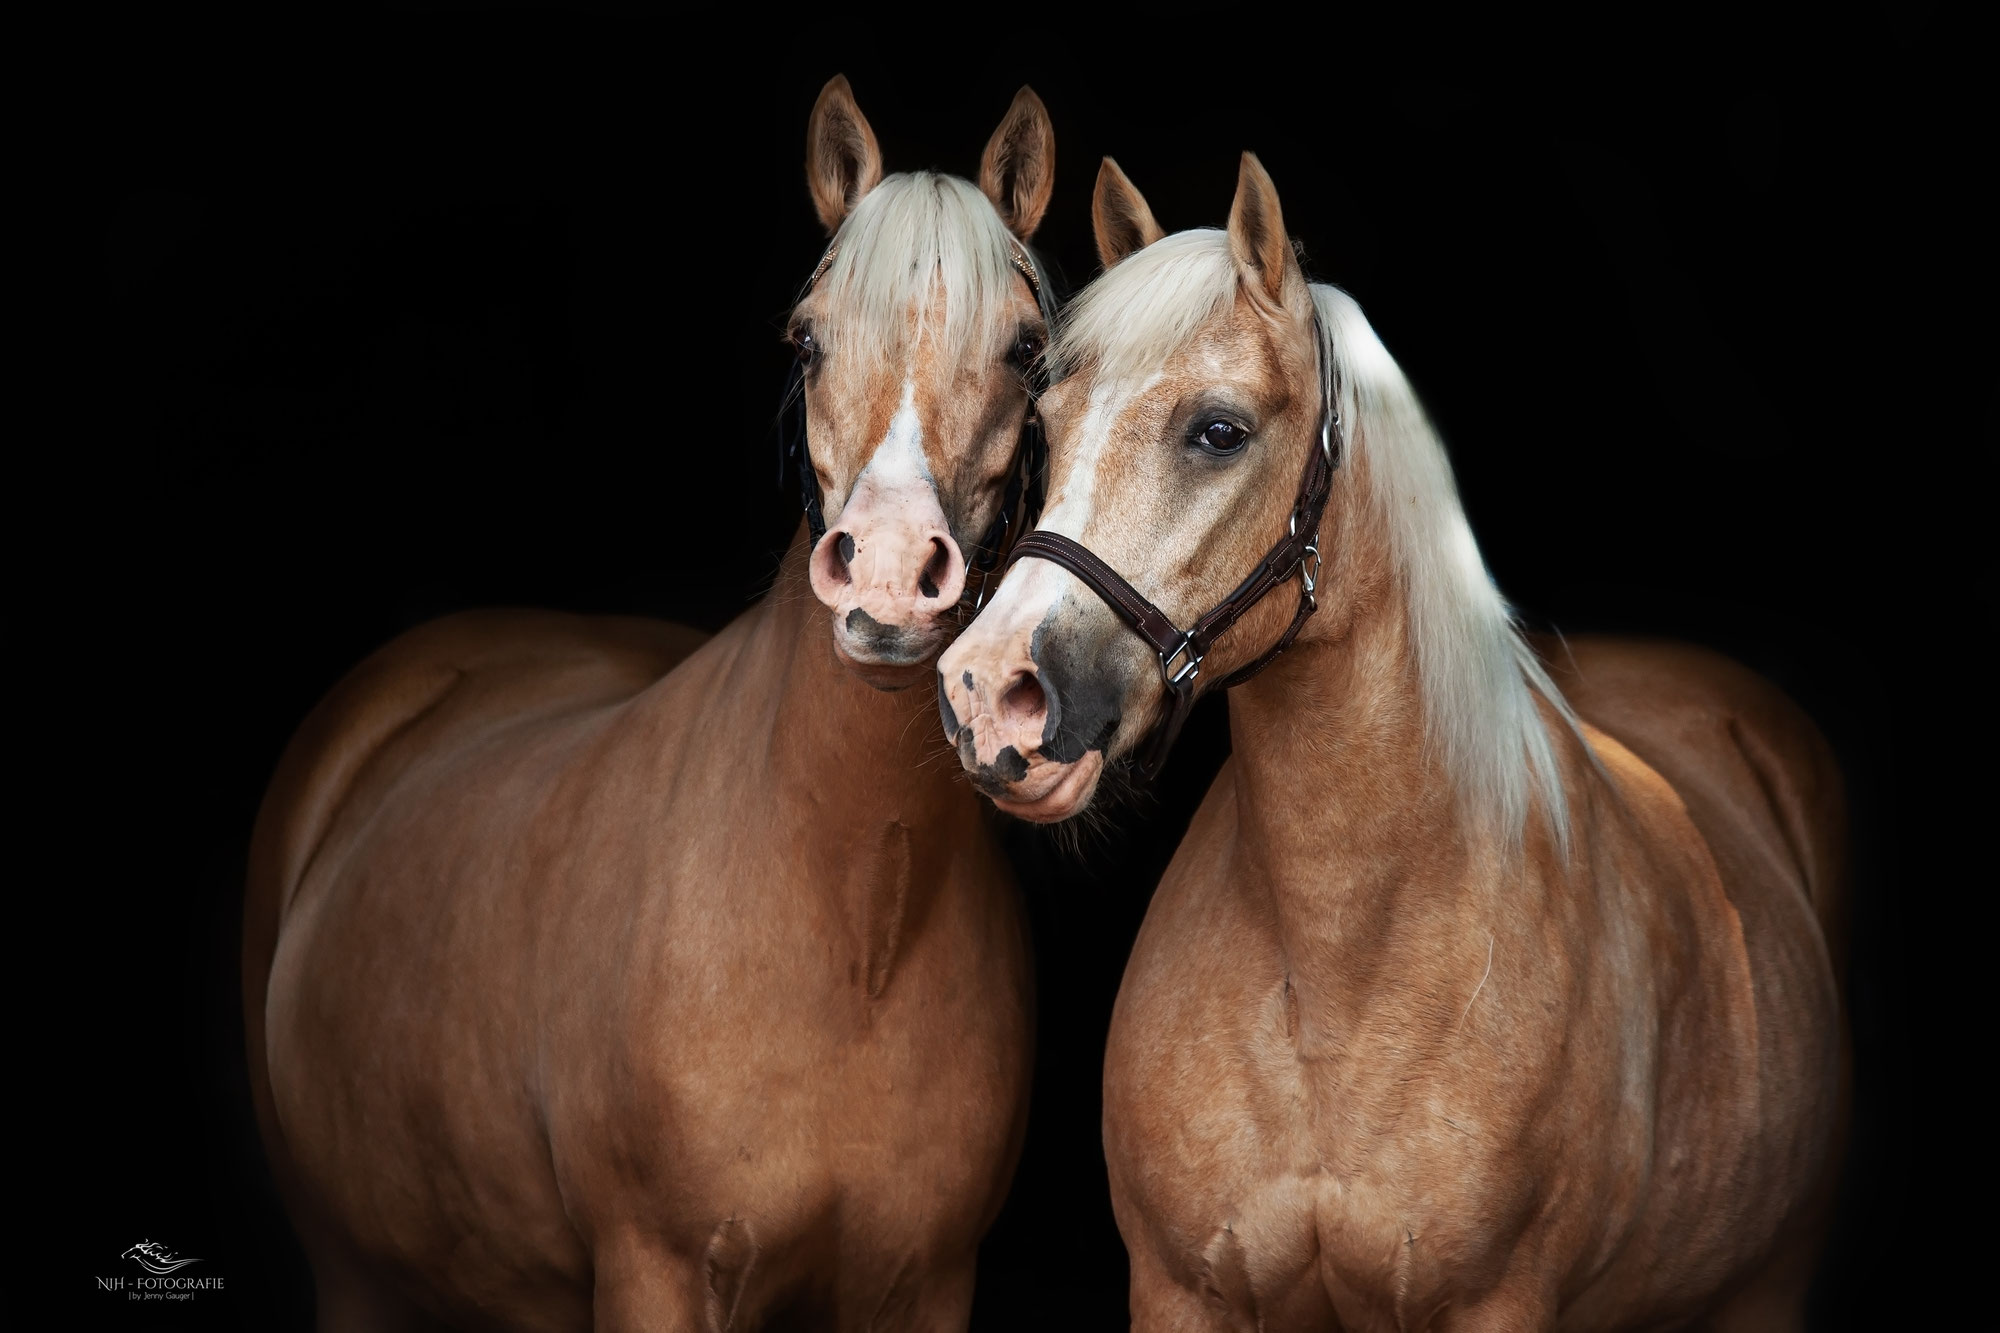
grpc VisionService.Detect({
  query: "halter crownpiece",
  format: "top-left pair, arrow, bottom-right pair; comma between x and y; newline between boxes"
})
780,234 -> 1052,605
1003,310 -> 1341,778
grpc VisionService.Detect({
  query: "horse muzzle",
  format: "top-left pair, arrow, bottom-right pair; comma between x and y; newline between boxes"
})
935,571 -> 1127,821
810,477 -> 969,688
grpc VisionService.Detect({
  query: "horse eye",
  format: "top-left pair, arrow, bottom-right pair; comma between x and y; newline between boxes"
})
1194,420 -> 1249,455
790,327 -> 819,368
1011,332 -> 1043,368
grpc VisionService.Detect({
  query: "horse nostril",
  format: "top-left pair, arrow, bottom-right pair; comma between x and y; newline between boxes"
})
918,537 -> 950,599
811,530 -> 855,594
999,672 -> 1047,728
936,671 -> 961,740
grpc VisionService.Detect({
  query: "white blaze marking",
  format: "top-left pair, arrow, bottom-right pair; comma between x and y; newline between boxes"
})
970,372 -> 1160,633
857,377 -> 931,492
823,376 -> 935,522
1037,372 -> 1158,541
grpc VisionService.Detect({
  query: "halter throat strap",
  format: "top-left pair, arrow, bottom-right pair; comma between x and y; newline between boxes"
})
1003,312 -> 1341,777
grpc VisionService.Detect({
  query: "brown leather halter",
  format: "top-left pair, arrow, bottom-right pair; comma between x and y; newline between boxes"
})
1002,314 -> 1341,777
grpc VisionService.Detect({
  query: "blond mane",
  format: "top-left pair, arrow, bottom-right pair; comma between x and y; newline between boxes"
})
1053,229 -> 1580,848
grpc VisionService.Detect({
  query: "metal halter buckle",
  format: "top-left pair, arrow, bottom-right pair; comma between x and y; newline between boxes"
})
1299,539 -> 1322,609
1160,635 -> 1203,689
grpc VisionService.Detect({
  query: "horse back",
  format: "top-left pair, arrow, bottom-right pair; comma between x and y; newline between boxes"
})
249,609 -> 706,918
1537,634 -> 1848,982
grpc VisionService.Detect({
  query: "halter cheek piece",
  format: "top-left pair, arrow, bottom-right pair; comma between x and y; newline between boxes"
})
1002,313 -> 1341,778
779,238 -> 1053,615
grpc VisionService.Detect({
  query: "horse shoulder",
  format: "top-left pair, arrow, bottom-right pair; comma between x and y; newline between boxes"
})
1106,761 -> 1334,1314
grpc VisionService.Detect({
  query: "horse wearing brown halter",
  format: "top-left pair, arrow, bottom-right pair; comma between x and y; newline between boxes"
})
939,155 -> 1847,1330
244,77 -> 1056,1331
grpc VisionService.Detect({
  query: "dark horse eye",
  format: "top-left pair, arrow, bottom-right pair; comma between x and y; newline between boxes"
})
790,327 -> 819,369
1194,420 -> 1249,456
1010,332 -> 1043,369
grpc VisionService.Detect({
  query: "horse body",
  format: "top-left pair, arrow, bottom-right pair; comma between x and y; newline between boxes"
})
940,155 -> 1846,1329
250,568 -> 1030,1331
247,77 -> 1057,1331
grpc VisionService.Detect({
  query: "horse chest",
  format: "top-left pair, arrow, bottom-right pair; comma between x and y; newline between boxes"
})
557,828 -> 1030,1293
1108,853 -> 1612,1326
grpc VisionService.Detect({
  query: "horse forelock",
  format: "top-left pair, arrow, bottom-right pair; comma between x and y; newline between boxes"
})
1051,229 -> 1240,385
806,171 -> 1037,371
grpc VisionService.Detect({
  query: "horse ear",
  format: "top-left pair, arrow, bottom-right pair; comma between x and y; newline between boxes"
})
806,75 -> 884,233
1227,152 -> 1301,307
979,87 -> 1056,240
1093,157 -> 1165,269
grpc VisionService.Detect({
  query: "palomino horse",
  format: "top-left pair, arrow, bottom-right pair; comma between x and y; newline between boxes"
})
940,155 -> 1847,1330
245,77 -> 1056,1331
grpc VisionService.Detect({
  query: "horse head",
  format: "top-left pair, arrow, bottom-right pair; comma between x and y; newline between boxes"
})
942,154 -> 1336,818
789,76 -> 1056,689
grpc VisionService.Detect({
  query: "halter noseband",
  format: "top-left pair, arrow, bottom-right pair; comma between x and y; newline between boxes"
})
780,237 -> 1052,615
1002,314 -> 1342,777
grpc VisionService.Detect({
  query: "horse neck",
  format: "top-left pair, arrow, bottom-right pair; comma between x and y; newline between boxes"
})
1220,512 -> 1552,1045
749,533 -> 975,846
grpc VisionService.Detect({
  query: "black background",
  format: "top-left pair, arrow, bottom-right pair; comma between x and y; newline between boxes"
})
73,6 -> 1970,1328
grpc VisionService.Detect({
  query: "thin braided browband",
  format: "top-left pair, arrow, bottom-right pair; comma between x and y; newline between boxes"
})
806,238 -> 1043,297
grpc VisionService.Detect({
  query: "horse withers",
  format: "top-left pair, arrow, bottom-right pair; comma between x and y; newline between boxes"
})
245,77 -> 1056,1331
940,154 -> 1847,1330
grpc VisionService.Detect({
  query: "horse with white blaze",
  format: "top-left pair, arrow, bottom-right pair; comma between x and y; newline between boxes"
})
940,153 -> 1848,1332
246,76 -> 1057,1331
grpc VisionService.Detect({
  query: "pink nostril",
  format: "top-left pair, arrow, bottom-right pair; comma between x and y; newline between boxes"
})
810,529 -> 855,600
918,538 -> 950,599
918,533 -> 967,606
999,671 -> 1048,733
